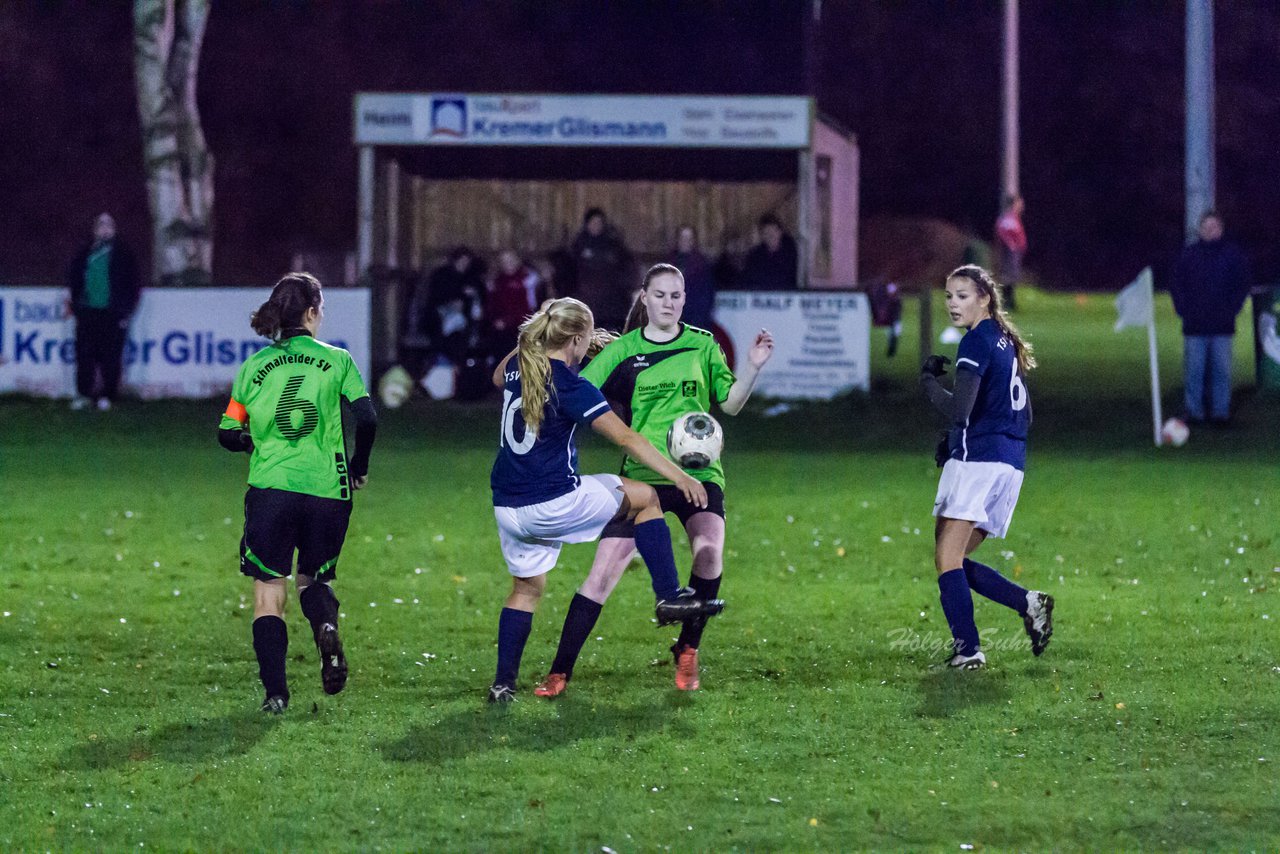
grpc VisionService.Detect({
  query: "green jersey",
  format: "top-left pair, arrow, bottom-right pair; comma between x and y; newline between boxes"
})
220,334 -> 370,500
581,323 -> 736,488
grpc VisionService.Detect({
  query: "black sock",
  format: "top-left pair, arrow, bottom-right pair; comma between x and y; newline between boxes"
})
299,582 -> 340,642
676,574 -> 722,651
252,615 -> 289,700
550,593 -> 604,679
494,607 -> 533,688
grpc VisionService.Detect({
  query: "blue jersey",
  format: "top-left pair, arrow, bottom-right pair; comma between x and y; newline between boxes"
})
490,359 -> 612,507
950,319 -> 1030,469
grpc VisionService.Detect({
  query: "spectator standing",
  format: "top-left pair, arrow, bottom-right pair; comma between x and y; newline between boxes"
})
1170,211 -> 1251,425
668,225 -> 716,330
66,212 -> 141,411
411,247 -> 485,366
486,249 -> 547,360
994,194 -> 1027,310
740,214 -> 798,290
568,208 -> 634,331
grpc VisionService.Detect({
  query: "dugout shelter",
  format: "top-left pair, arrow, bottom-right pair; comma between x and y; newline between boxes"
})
351,92 -> 869,398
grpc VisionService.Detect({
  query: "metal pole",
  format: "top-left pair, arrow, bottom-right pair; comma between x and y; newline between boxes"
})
1001,0 -> 1020,200
1185,0 -> 1215,242
797,148 -> 811,288
385,157 -> 400,269
357,145 -> 375,276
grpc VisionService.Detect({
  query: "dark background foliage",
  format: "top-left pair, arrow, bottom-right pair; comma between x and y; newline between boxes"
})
1,1 -> 1275,289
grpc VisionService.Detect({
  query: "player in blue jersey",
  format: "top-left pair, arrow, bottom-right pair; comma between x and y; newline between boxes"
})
487,297 -> 723,703
920,265 -> 1053,669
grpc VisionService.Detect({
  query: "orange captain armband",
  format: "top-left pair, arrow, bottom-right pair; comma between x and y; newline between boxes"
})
224,398 -> 248,425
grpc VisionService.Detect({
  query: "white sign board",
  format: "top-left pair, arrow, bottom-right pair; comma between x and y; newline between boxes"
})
355,93 -> 812,149
0,288 -> 371,399
714,291 -> 870,399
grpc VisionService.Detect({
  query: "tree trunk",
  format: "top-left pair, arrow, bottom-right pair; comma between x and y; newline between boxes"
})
133,0 -> 213,286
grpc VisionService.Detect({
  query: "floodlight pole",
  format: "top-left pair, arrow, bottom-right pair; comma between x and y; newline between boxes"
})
1185,0 -> 1216,242
1000,0 -> 1020,201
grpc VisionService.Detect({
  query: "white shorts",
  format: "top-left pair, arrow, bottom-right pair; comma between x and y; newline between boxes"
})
932,459 -> 1024,539
494,474 -> 625,578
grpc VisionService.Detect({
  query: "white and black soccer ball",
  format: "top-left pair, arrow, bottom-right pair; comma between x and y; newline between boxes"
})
667,411 -> 724,470
1160,417 -> 1190,447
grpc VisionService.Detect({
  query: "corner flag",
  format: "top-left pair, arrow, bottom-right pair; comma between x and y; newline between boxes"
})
1114,266 -> 1162,445
1114,266 -> 1154,331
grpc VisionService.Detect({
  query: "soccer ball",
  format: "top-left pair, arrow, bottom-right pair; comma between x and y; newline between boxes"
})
377,365 -> 414,409
667,411 -> 724,469
1160,417 -> 1190,447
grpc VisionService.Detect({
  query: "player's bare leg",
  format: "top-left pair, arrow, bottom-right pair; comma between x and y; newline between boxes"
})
671,512 -> 726,690
252,578 -> 290,712
934,517 -> 985,669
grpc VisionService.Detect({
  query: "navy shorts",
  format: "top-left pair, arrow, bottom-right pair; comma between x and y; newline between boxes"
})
601,481 -> 725,539
239,487 -> 352,582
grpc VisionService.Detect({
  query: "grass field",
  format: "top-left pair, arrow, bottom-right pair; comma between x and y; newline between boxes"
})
2,289 -> 1277,850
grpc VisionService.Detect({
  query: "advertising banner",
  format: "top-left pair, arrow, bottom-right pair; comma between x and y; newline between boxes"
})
355,93 -> 812,149
0,288 -> 371,399
713,291 -> 870,399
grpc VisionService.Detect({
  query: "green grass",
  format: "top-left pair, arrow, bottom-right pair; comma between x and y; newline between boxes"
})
2,289 -> 1277,850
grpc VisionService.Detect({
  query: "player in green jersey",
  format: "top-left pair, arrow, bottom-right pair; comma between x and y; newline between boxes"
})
218,273 -> 377,713
533,263 -> 774,697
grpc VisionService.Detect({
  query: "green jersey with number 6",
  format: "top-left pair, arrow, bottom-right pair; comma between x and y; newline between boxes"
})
581,323 -> 736,488
219,333 -> 370,500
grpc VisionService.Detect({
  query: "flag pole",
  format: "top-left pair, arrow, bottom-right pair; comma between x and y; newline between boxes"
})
1148,318 -> 1163,446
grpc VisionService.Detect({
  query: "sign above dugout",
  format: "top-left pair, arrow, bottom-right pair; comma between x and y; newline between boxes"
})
354,93 -> 813,149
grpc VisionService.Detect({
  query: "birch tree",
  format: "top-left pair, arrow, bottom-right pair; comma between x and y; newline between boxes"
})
133,0 -> 213,286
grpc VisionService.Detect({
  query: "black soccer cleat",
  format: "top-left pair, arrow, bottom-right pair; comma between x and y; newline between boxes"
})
655,589 -> 726,627
1022,591 -> 1054,656
316,623 -> 348,695
260,694 -> 288,715
487,683 -> 517,704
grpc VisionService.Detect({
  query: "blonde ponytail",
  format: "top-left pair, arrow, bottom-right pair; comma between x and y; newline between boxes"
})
515,297 -> 595,434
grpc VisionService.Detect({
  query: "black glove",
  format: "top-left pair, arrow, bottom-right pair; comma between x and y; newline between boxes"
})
934,433 -> 950,467
921,354 -> 951,378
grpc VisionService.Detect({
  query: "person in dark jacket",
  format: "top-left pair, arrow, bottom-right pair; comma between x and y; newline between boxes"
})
1170,211 -> 1251,424
667,225 -> 716,330
567,208 -> 634,331
410,246 -> 486,366
66,212 -> 141,411
740,213 -> 798,290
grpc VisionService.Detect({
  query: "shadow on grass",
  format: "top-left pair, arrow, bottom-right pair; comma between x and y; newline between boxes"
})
381,696 -> 694,764
66,710 -> 279,770
914,667 -> 1012,719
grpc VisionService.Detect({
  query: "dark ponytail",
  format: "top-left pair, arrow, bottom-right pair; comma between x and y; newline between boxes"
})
251,272 -> 323,339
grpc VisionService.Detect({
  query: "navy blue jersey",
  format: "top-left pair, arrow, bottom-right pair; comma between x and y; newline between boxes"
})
490,359 -> 612,507
950,319 -> 1030,469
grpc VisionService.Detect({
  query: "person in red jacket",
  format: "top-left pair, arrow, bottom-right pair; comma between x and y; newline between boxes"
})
486,249 -> 548,360
994,195 -> 1027,310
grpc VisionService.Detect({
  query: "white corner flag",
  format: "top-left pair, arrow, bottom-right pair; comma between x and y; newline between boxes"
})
1114,267 -> 1162,445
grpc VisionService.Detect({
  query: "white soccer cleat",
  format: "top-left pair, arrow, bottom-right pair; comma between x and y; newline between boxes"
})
1023,591 -> 1055,656
945,650 -> 987,670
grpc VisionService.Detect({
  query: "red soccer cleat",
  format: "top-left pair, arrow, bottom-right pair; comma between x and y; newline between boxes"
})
533,672 -> 568,698
673,645 -> 700,691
